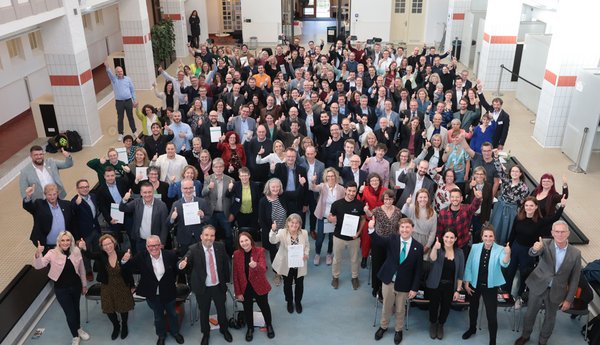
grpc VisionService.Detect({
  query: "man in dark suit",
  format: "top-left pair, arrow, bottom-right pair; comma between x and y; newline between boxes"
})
22,183 -> 72,249
179,225 -> 232,345
198,110 -> 227,159
460,70 -> 473,90
370,218 -> 423,344
97,167 -> 130,239
396,160 -> 436,208
168,178 -> 210,256
123,235 -> 184,345
71,179 -> 101,279
244,125 -> 273,184
400,99 -> 426,128
425,46 -> 451,66
515,221 -> 581,345
119,182 -> 169,254
298,145 -> 325,236
222,83 -> 245,117
340,155 -> 368,186
272,148 -> 309,216
480,95 -> 510,150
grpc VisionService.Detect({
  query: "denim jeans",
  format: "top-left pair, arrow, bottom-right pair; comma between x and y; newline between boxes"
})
316,219 -> 333,255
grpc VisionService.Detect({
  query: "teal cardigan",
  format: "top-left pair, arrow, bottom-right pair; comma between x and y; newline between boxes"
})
464,242 -> 510,288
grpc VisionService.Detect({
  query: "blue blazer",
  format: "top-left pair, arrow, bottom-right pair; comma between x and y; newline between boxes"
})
371,232 -> 423,292
70,193 -> 101,239
464,242 -> 510,288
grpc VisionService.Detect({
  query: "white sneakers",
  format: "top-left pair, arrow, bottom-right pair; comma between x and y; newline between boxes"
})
514,297 -> 523,310
77,329 -> 90,340
326,254 -> 333,265
71,337 -> 80,345
314,254 -> 320,266
118,134 -> 124,142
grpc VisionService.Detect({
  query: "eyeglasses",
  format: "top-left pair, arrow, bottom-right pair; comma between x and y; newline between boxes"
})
147,244 -> 161,248
78,185 -> 90,189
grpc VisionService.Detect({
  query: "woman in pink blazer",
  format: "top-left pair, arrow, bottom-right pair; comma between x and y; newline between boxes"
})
33,230 -> 90,345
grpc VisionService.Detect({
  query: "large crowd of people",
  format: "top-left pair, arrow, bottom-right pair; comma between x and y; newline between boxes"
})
19,28 -> 583,345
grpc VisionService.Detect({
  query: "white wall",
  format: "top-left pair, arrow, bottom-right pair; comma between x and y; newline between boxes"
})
350,0 -> 391,42
521,4 -> 556,34
515,34 -> 551,113
0,33 -> 51,125
83,5 -> 122,68
423,0 -> 448,46
206,0 -> 219,34
240,0 -> 280,43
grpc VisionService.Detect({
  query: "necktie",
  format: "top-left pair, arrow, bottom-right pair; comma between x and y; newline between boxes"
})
208,247 -> 217,284
400,241 -> 407,264
412,111 -> 416,118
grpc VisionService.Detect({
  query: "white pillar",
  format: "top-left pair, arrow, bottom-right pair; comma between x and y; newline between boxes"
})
40,0 -> 101,145
444,0 -> 470,51
119,0 -> 156,90
161,0 -> 188,58
533,0 -> 600,147
477,0 -> 521,91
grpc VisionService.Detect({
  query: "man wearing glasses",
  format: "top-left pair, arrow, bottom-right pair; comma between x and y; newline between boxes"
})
71,179 -> 101,281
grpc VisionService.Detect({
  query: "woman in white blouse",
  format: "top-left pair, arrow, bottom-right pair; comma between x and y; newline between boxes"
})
256,139 -> 286,173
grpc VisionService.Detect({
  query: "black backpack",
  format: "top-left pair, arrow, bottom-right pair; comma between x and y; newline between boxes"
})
584,314 -> 600,345
583,260 -> 600,284
65,130 -> 83,152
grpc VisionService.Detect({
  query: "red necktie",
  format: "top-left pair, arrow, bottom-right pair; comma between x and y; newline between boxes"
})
208,247 -> 217,284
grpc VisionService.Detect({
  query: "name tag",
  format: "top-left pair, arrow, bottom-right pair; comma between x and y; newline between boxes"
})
498,121 -> 504,125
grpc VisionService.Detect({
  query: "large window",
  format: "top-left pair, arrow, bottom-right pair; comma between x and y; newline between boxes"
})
221,0 -> 241,32
28,31 -> 43,51
411,0 -> 423,14
82,14 -> 91,29
7,38 -> 24,59
394,0 -> 406,14
94,10 -> 103,25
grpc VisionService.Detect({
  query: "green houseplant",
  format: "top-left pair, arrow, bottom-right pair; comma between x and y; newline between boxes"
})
151,19 -> 175,70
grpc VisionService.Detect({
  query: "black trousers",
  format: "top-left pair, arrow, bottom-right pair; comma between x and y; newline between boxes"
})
115,99 -> 136,134
468,284 -> 498,342
197,286 -> 228,334
54,284 -> 82,337
283,268 -> 304,303
242,284 -> 272,328
370,242 -> 387,293
428,280 -> 454,324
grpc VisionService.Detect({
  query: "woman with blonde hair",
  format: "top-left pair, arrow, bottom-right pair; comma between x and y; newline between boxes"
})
310,167 -> 345,266
270,214 -> 310,314
258,178 -> 289,267
33,231 -> 90,345
256,139 -> 286,173
167,165 -> 202,199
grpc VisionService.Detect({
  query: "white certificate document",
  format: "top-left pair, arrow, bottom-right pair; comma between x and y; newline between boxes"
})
110,203 -> 124,224
182,202 -> 201,225
116,147 -> 128,164
340,214 -> 360,237
323,220 -> 335,234
210,127 -> 222,143
287,244 -> 304,268
136,167 -> 148,180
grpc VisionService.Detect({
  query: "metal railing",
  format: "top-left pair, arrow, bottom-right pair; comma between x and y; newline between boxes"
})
494,64 -> 542,97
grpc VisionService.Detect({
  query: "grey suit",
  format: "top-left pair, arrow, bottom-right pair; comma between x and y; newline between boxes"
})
453,110 -> 480,131
521,239 -> 581,343
396,170 -> 436,209
227,116 -> 256,143
119,197 -> 169,244
298,157 -> 325,184
19,156 -> 74,200
201,174 -> 234,216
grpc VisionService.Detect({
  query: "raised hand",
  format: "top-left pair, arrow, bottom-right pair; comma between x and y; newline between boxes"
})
99,156 -> 107,165
359,182 -> 366,194
171,208 -> 178,221
249,257 -> 257,268
122,249 -> 131,262
61,147 -> 70,157
35,241 -> 44,258
228,180 -> 234,191
152,153 -> 158,161
123,165 -> 131,173
208,179 -> 215,190
25,184 -> 35,199
271,222 -> 277,232
123,189 -> 132,202
473,190 -> 483,199
560,194 -> 567,208
532,237 -> 543,252
405,193 -> 412,205
311,173 -> 317,184
78,238 -> 87,251
170,175 -> 177,183
258,146 -> 265,156
298,175 -> 306,186
327,137 -> 333,147
433,237 -> 441,250
179,256 -> 188,269
504,242 -> 511,255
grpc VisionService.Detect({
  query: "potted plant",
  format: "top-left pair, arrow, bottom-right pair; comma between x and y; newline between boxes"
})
151,19 -> 176,73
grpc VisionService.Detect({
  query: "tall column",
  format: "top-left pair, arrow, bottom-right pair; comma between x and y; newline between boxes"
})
40,0 -> 101,146
161,0 -> 188,58
532,0 -> 600,147
444,0 -> 470,51
477,0 -> 521,91
119,0 -> 155,89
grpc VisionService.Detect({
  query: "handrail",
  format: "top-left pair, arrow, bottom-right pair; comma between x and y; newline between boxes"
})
494,64 -> 542,96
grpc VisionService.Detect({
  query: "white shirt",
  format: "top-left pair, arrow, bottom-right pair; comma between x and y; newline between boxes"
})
150,252 -> 165,294
307,162 -> 315,180
413,174 -> 425,195
203,245 -> 220,287
34,164 -> 54,192
140,200 -> 154,239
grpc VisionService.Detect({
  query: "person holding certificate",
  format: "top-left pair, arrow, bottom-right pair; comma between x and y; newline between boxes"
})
328,181 -> 366,290
168,178 -> 210,256
233,231 -> 275,341
310,167 -> 345,266
269,214 -> 310,314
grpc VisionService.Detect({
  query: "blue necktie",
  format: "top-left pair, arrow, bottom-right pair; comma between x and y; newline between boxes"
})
400,241 -> 407,264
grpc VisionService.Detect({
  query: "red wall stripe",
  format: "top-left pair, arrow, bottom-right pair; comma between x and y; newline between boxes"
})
452,13 -> 465,20
49,69 -> 93,86
544,69 -> 557,85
